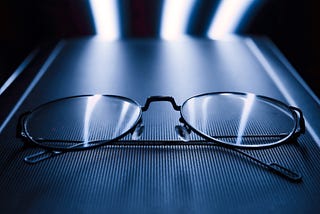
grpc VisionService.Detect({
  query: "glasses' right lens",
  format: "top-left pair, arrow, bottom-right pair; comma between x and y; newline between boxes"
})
24,95 -> 141,150
181,93 -> 296,148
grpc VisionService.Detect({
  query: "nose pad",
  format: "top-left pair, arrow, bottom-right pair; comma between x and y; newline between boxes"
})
175,125 -> 191,142
131,123 -> 145,140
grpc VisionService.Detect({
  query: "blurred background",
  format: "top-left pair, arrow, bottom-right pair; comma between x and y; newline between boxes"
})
0,0 -> 319,97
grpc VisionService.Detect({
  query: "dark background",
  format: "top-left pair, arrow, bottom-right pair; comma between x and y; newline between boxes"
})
0,0 -> 319,97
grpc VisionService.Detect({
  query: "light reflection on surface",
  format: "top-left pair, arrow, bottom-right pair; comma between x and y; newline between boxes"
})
112,101 -> 130,139
207,0 -> 255,39
89,0 -> 119,40
185,98 -> 197,130
160,0 -> 196,40
236,93 -> 255,145
201,96 -> 211,133
83,95 -> 102,145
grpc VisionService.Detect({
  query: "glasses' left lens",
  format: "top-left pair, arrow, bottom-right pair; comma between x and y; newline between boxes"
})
24,95 -> 141,150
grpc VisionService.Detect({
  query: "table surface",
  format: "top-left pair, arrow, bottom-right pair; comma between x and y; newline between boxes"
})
0,36 -> 319,213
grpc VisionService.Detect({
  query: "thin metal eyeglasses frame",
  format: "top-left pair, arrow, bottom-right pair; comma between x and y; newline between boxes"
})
18,92 -> 305,182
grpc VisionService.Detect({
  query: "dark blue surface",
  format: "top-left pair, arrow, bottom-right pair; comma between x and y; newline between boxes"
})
0,37 -> 319,213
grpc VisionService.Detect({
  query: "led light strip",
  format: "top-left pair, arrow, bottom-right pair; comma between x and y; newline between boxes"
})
90,0 -> 119,40
160,0 -> 196,40
208,0 -> 254,39
245,38 -> 320,145
267,40 -> 320,105
0,41 -> 65,134
0,49 -> 39,96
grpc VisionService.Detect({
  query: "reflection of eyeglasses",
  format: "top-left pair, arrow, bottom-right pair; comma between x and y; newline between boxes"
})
18,92 -> 305,181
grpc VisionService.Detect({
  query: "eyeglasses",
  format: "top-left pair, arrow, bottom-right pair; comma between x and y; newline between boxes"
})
18,92 -> 305,181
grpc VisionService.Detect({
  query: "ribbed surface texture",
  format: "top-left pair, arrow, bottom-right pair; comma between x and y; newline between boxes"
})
0,104 -> 320,214
1,38 -> 320,214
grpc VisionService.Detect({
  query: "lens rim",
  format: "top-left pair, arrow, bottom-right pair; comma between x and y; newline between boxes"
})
22,94 -> 143,151
180,92 -> 299,148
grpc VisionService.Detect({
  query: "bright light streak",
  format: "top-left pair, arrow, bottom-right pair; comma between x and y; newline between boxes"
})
161,0 -> 196,40
186,98 -> 197,130
90,0 -> 119,40
112,101 -> 130,139
83,95 -> 102,145
236,93 -> 255,145
201,97 -> 210,133
112,101 -> 141,138
207,0 -> 254,39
